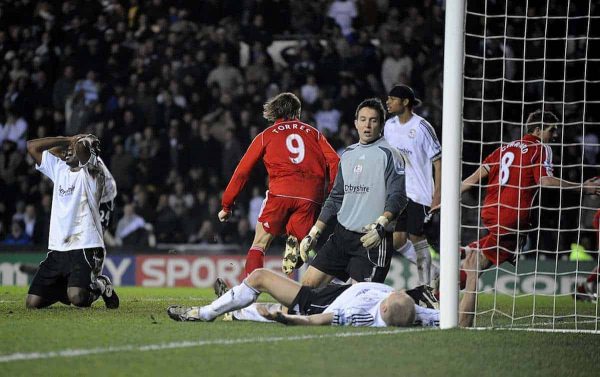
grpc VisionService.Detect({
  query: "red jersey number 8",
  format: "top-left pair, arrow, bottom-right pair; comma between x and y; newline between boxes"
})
500,151 -> 515,185
286,134 -> 305,164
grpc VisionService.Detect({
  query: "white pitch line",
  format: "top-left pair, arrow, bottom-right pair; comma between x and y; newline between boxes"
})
0,328 -> 429,363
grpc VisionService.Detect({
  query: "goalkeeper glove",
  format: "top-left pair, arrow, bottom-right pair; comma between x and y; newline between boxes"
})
360,216 -> 389,249
299,226 -> 321,261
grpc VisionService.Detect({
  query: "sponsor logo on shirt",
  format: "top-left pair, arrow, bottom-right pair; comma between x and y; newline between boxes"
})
58,184 -> 75,197
344,184 -> 370,194
397,147 -> 412,156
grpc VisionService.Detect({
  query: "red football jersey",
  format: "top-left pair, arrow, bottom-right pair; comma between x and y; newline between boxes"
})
221,119 -> 340,211
481,134 -> 553,232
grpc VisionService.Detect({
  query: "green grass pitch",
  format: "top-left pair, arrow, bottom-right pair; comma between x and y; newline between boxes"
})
1,286 -> 599,377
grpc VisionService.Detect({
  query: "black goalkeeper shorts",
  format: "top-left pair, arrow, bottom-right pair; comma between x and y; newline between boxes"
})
28,248 -> 105,300
288,283 -> 352,315
310,222 -> 392,283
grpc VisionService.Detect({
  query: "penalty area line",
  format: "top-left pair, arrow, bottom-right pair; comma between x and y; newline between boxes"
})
0,328 -> 429,363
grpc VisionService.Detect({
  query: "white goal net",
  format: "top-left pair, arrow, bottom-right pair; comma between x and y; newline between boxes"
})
459,0 -> 600,331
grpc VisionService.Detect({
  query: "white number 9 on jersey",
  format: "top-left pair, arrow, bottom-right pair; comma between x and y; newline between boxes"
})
286,134 -> 305,164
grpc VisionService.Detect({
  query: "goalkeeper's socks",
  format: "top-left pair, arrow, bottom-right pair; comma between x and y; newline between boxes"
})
200,280 -> 260,321
244,246 -> 265,276
415,240 -> 431,285
396,240 -> 416,264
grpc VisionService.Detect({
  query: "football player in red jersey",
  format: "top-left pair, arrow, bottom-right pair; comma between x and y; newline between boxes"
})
218,92 -> 339,276
458,110 -> 600,327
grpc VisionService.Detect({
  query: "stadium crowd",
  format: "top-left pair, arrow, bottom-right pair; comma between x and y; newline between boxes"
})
0,0 -> 596,253
0,0 -> 446,247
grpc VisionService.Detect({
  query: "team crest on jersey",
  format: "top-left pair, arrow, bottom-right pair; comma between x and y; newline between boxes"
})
409,129 -> 417,138
353,164 -> 363,174
394,159 -> 405,174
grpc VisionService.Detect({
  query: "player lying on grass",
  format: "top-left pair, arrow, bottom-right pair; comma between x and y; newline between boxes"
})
167,269 -> 439,327
25,134 -> 119,309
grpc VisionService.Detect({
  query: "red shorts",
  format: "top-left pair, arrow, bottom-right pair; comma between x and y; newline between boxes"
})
257,192 -> 320,240
467,230 -> 519,265
469,218 -> 519,265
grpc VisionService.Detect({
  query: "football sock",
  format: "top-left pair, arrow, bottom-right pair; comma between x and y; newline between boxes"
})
586,266 -> 599,283
245,246 -> 265,276
460,269 -> 467,290
396,240 -> 417,264
199,280 -> 260,321
414,239 -> 431,285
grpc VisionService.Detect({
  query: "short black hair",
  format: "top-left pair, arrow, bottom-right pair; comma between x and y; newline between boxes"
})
355,98 -> 386,123
526,110 -> 560,133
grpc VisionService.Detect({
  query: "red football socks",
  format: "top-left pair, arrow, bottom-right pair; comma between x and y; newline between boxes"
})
244,246 -> 265,276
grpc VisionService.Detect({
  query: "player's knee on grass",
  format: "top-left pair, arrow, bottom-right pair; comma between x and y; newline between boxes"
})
67,287 -> 93,307
25,294 -> 48,309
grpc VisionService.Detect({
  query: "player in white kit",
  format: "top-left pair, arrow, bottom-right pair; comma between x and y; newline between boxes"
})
25,134 -> 119,309
167,269 -> 439,327
384,85 -> 442,286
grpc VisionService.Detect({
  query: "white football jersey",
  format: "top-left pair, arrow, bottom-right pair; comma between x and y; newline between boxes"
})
324,282 -> 393,327
37,151 -> 105,251
384,114 -> 441,206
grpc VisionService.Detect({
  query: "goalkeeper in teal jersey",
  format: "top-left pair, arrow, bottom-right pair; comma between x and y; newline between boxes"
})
299,98 -> 408,287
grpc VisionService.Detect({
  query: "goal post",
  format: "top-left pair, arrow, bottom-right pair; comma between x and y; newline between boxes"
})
442,0 -> 600,331
440,0 -> 466,329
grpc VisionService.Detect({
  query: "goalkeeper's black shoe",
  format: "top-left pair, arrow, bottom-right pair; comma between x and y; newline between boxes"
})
213,278 -> 230,298
97,275 -> 119,309
406,285 -> 439,310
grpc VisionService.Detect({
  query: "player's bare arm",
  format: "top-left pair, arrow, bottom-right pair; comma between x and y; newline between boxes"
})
258,305 -> 334,326
460,164 -> 490,194
431,158 -> 442,211
540,175 -> 600,195
26,136 -> 73,165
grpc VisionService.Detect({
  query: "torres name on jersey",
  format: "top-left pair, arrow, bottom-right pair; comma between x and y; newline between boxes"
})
221,119 -> 339,210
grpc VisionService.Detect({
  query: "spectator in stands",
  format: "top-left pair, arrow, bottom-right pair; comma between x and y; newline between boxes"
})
74,70 -> 100,105
22,204 -> 44,244
381,44 -> 413,93
2,220 -> 32,245
206,52 -> 244,94
189,220 -> 222,244
327,0 -> 358,37
314,98 -> 342,135
115,203 -> 148,246
0,140 -> 24,189
0,108 -> 28,151
110,141 -> 136,194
